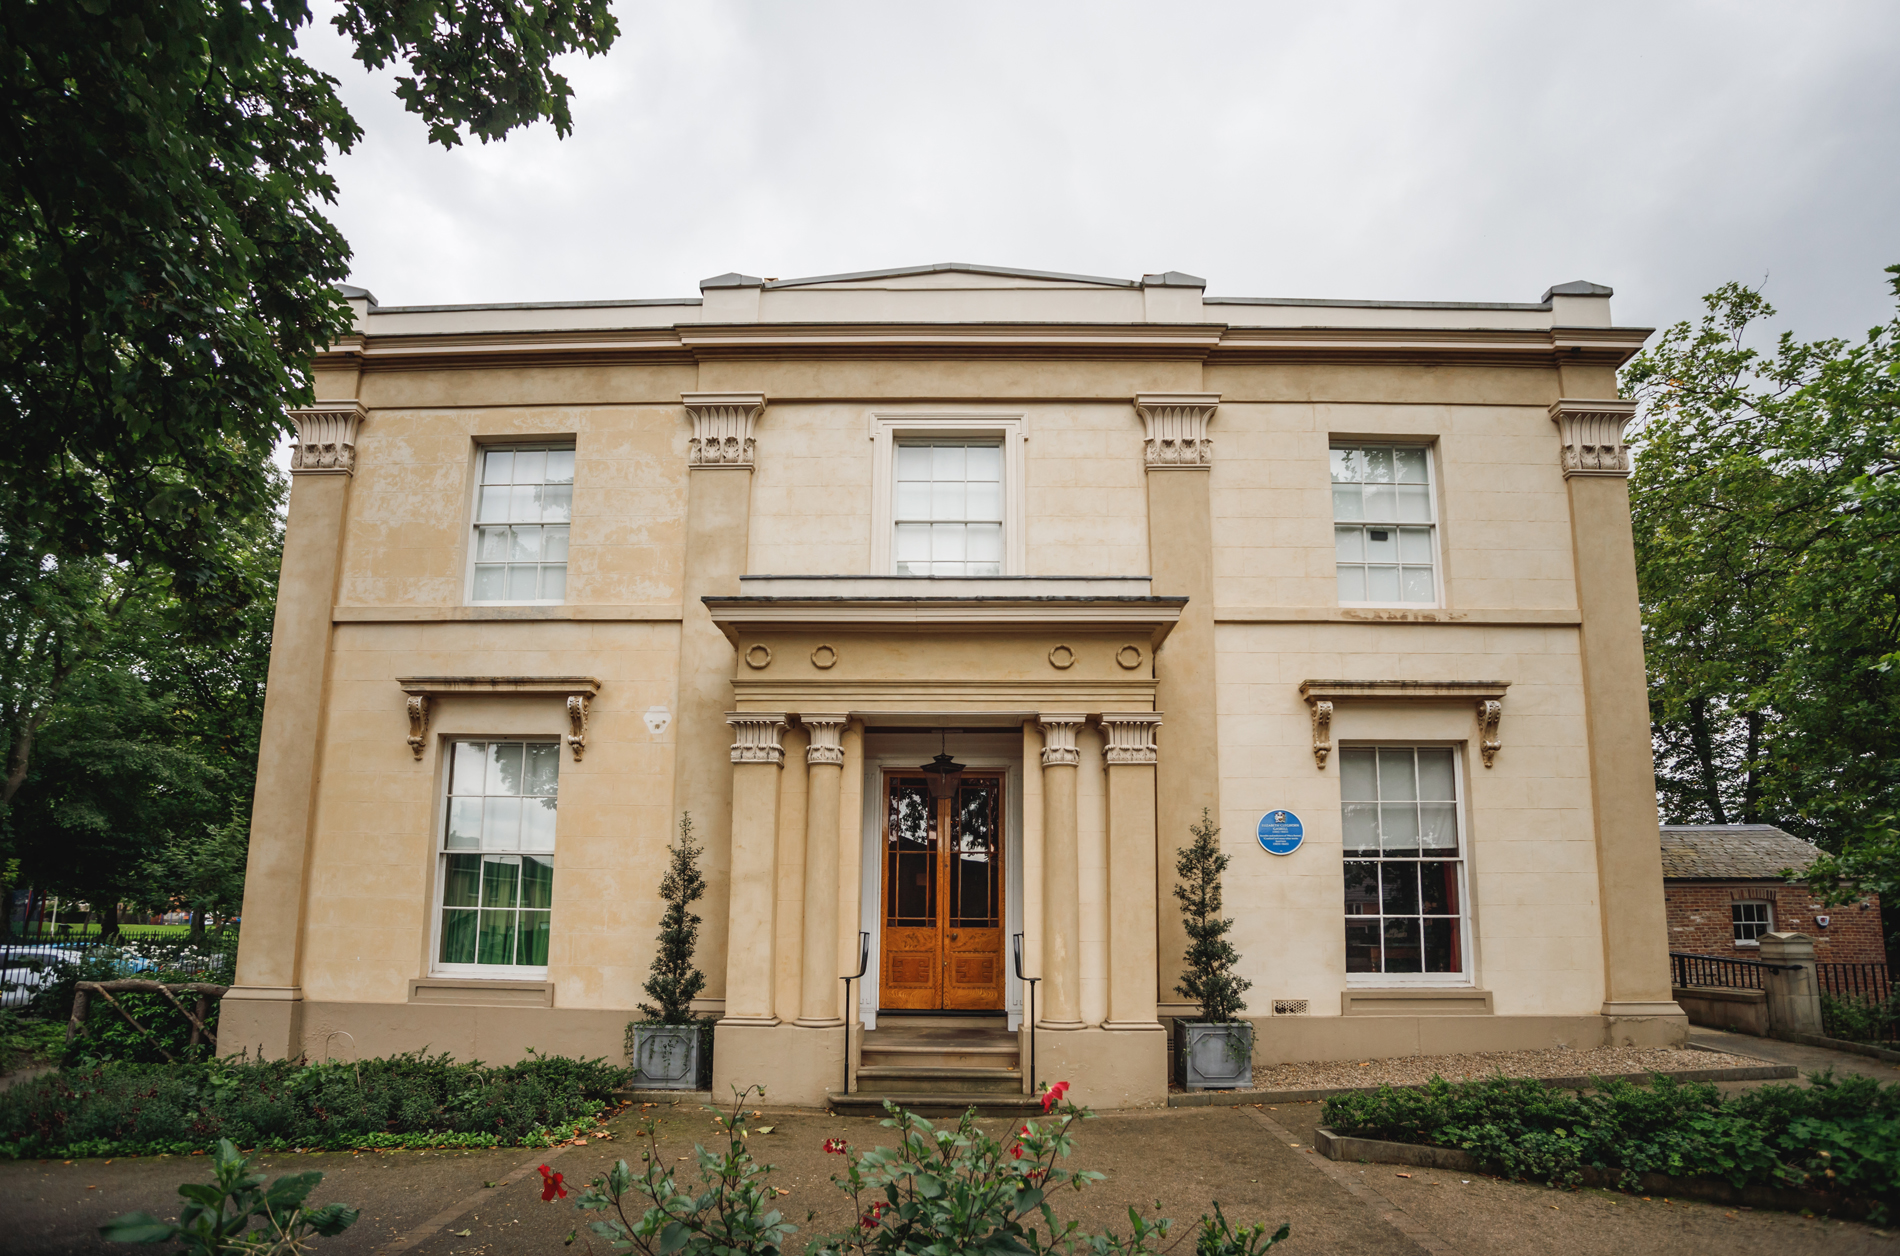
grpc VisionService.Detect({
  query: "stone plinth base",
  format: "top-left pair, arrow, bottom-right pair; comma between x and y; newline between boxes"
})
712,1020 -> 846,1107
1031,1025 -> 1168,1109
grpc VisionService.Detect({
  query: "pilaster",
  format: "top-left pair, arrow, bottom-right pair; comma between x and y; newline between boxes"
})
226,400 -> 366,1058
722,714 -> 786,1026
1138,393 -> 1220,1012
671,392 -> 765,1005
1553,399 -> 1679,1017
798,715 -> 848,1026
1038,715 -> 1086,1029
1100,714 -> 1163,1031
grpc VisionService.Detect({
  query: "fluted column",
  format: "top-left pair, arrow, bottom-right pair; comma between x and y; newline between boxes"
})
722,713 -> 786,1025
798,714 -> 848,1026
227,400 -> 366,1058
1038,714 -> 1086,1029
1101,713 -> 1163,1029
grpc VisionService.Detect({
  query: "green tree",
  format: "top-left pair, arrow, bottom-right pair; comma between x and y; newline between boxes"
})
637,814 -> 706,1025
1624,265 -> 1900,934
1173,808 -> 1251,1024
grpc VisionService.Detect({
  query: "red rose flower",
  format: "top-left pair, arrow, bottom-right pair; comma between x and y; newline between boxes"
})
538,1164 -> 567,1202
824,1138 -> 848,1154
1040,1081 -> 1071,1113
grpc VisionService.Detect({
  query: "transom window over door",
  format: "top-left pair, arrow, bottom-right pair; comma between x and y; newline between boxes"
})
1341,745 -> 1469,982
893,442 -> 1004,576
437,739 -> 557,973
1332,444 -> 1439,605
472,446 -> 573,603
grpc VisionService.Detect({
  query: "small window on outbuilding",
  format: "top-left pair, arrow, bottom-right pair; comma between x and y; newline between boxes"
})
1731,900 -> 1773,947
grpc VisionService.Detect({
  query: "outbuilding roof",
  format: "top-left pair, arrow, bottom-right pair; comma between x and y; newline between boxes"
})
1659,824 -> 1819,880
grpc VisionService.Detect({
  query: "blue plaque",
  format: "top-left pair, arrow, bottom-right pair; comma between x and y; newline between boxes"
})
1257,810 -> 1304,855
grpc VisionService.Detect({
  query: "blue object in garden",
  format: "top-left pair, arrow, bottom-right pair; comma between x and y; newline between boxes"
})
1256,810 -> 1303,855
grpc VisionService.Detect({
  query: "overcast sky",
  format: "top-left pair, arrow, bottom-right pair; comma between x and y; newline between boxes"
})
299,0 -> 1900,340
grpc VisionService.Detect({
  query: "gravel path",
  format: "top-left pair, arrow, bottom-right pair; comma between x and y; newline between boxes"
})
1238,1044 -> 1765,1093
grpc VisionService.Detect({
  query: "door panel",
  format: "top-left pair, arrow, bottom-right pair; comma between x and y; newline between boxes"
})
878,770 -> 1006,1011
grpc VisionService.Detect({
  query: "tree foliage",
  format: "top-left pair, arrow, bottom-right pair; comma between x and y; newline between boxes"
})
1172,808 -> 1251,1025
1624,265 -> 1900,919
637,813 -> 706,1025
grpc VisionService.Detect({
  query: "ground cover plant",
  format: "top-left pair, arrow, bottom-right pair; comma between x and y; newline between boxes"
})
1821,990 -> 1900,1045
100,1137 -> 358,1254
1321,1070 -> 1900,1219
0,1050 -> 628,1160
552,1084 -> 1288,1256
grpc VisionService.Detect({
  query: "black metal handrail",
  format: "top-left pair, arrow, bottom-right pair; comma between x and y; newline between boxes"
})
1013,932 -> 1038,1094
1669,950 -> 1798,990
1816,961 -> 1892,1002
839,932 -> 869,1099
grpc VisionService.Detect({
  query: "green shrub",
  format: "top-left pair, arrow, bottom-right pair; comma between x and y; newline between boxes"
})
1821,991 -> 1900,1045
100,1137 -> 358,1254
1321,1070 -> 1900,1219
0,1009 -> 66,1073
0,1049 -> 629,1160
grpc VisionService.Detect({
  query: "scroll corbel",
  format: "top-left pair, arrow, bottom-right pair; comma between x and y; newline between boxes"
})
566,694 -> 589,761
406,695 -> 430,760
1310,700 -> 1333,769
1476,699 -> 1502,767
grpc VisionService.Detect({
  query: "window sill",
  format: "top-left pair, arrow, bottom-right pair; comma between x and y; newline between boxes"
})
409,976 -> 553,1007
1341,988 -> 1491,1016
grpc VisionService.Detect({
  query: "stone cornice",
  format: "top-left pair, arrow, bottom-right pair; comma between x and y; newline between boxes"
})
683,392 -> 766,468
288,400 -> 366,475
1298,679 -> 1510,770
395,676 -> 600,761
1549,397 -> 1639,478
705,595 -> 1185,648
1134,393 -> 1218,469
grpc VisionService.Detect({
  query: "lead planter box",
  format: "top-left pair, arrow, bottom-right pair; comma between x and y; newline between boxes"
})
631,1024 -> 702,1090
1177,1021 -> 1253,1090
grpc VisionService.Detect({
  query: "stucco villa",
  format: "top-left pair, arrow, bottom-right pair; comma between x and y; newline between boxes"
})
224,262 -> 1687,1108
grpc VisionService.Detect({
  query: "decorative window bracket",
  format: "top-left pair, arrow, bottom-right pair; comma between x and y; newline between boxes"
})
396,676 -> 602,762
1298,679 -> 1511,769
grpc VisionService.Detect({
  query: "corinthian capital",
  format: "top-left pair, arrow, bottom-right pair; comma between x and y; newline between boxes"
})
288,400 -> 366,475
1549,398 -> 1638,478
1134,393 -> 1218,469
1038,714 -> 1085,767
684,392 -> 766,468
1100,713 -> 1162,765
727,712 -> 788,765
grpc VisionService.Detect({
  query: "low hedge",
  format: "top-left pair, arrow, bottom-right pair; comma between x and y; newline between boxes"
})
0,1050 -> 628,1160
1321,1070 -> 1900,1220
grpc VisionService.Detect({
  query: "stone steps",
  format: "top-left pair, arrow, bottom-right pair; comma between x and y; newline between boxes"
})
832,1091 -> 1044,1117
854,1065 -> 1023,1094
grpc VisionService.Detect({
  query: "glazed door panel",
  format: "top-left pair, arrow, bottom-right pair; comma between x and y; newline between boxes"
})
878,771 -> 1006,1011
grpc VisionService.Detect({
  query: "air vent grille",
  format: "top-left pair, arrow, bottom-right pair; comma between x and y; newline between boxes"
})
1272,999 -> 1309,1016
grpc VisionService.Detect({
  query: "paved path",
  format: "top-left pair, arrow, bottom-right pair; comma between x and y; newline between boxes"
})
2,1087 -> 1894,1255
1688,1027 -> 1900,1085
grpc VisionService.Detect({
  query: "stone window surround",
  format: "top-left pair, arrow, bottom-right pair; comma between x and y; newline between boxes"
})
428,735 -> 561,981
868,413 -> 1027,577
462,436 -> 579,608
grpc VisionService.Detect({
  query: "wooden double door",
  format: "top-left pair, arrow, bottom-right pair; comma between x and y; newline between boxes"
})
877,770 -> 1007,1011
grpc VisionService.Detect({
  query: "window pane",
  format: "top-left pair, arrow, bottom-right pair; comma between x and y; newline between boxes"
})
538,484 -> 573,523
1337,566 -> 1366,601
451,742 -> 487,794
1364,527 -> 1397,561
1344,862 -> 1379,915
1331,484 -> 1363,521
446,798 -> 483,849
476,909 -> 518,965
1380,861 -> 1420,915
1422,918 -> 1459,972
521,856 -> 554,909
483,450 -> 514,484
488,742 -> 525,794
1334,526 -> 1364,561
1340,748 -> 1378,800
1399,527 -> 1435,562
442,854 -> 482,907
472,566 -> 506,601
1395,484 -> 1432,523
539,566 -> 567,600
1330,448 -> 1362,483
1363,484 -> 1397,520
895,479 -> 930,520
1417,749 -> 1456,799
896,445 -> 932,478
507,565 -> 539,600
509,484 -> 538,523
521,797 -> 558,851
518,911 -> 551,965
439,909 -> 478,964
1378,749 -> 1417,799
1365,566 -> 1400,600
931,523 -> 966,561
894,522 -> 930,562
966,523 -> 1003,562
931,444 -> 966,479
477,525 -> 511,561
930,480 -> 965,521
1420,861 -> 1460,915
1419,803 -> 1458,854
481,857 -> 521,908
1382,918 -> 1423,972
966,479 -> 1002,521
544,450 -> 574,483
1342,802 -> 1380,854
510,526 -> 542,562
966,445 -> 1002,479
513,450 -> 547,484
1380,803 -> 1421,852
1365,448 -> 1395,483
1394,447 -> 1429,484
483,797 -> 522,849
1345,920 -> 1381,972
479,486 -> 511,524
543,527 -> 570,562
1401,567 -> 1435,602
525,742 -> 560,796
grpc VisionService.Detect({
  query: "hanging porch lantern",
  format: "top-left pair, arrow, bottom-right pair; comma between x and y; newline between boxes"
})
918,729 -> 965,800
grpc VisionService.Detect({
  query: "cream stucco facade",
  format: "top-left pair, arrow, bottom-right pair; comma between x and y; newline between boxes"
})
224,263 -> 1685,1109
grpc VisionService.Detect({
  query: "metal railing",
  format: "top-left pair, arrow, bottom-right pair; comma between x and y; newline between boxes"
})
1669,950 -> 1792,990
1816,962 -> 1896,1044
1816,961 -> 1893,1003
1013,932 -> 1038,1094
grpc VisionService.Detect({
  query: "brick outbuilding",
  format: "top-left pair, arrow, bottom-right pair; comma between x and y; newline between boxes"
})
1661,824 -> 1886,963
